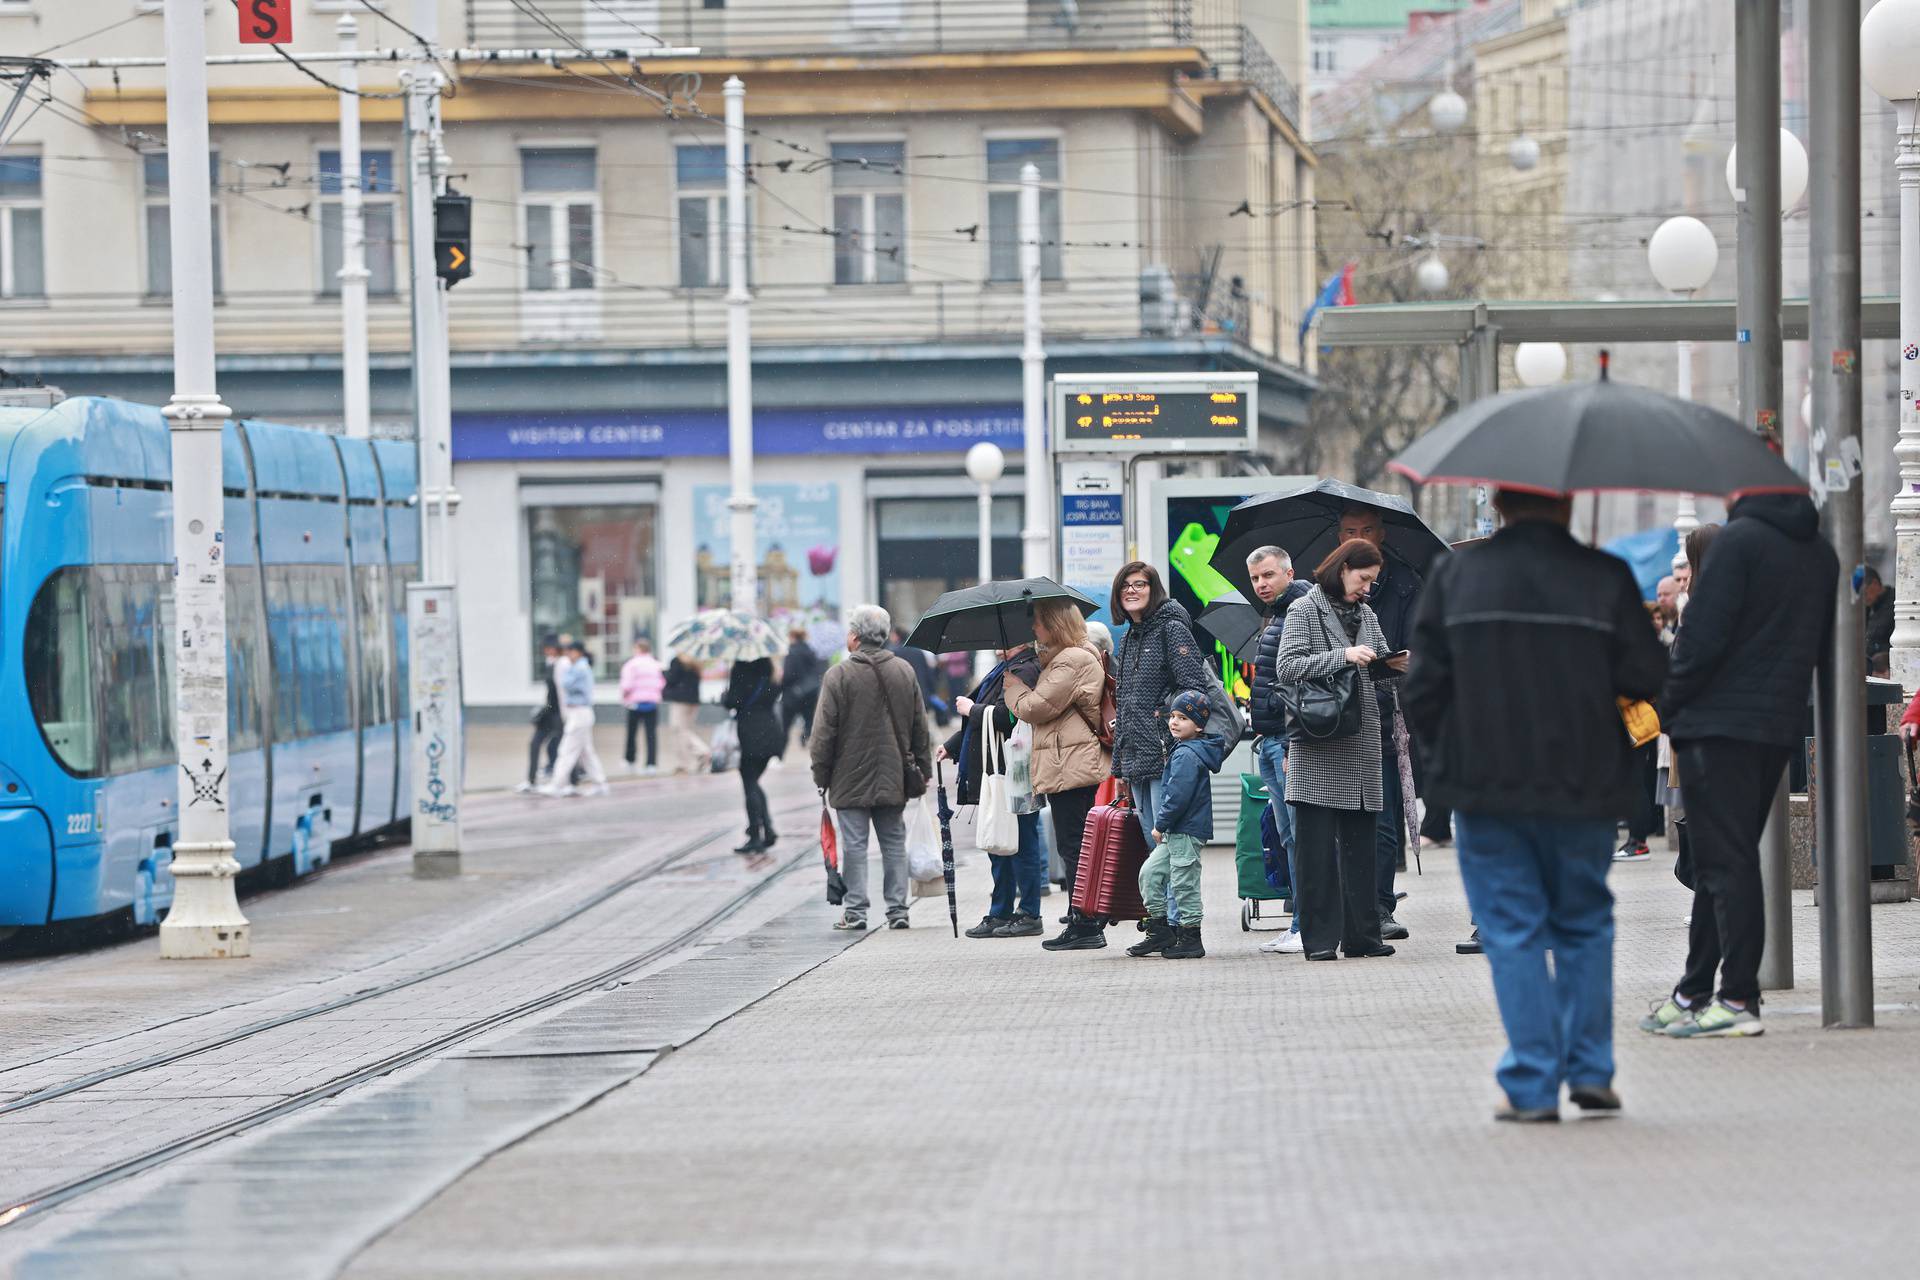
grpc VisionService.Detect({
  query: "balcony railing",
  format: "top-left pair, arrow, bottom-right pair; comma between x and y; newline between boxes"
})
460,2 -> 1301,128
0,276 -> 1157,359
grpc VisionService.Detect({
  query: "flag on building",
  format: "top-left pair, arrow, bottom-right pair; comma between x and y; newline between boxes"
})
1298,262 -> 1357,349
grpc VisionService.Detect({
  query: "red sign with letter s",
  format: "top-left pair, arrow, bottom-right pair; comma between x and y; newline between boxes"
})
238,0 -> 293,45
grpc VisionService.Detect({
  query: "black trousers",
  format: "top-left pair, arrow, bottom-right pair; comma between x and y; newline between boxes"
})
1419,802 -> 1453,843
1047,784 -> 1100,902
1627,741 -> 1663,842
1674,737 -> 1791,1006
1294,801 -> 1386,956
624,707 -> 658,766
740,751 -> 775,839
528,714 -> 561,785
1374,725 -> 1403,917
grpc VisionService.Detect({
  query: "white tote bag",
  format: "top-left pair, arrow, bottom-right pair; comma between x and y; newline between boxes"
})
974,716 -> 1021,855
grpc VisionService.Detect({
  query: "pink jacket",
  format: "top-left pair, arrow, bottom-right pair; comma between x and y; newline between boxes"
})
620,653 -> 667,707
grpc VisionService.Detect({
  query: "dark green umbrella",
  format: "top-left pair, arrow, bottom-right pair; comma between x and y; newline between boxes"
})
904,577 -> 1098,653
1388,376 -> 1807,499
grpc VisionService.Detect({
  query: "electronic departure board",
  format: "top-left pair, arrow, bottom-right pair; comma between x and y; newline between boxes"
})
1051,373 -> 1258,454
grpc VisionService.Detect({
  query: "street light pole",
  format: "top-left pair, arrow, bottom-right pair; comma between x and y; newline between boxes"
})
158,0 -> 248,959
1674,334 -> 1700,535
1648,215 -> 1719,537
725,76 -> 758,613
1861,0 -> 1920,698
1019,162 -> 1051,579
1811,0 -> 1872,1028
965,442 -> 1005,587
337,14 -> 371,441
1732,0 -> 1793,992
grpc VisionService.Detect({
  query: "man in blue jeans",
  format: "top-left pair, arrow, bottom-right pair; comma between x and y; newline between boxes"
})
1403,489 -> 1667,1122
1243,545 -> 1312,953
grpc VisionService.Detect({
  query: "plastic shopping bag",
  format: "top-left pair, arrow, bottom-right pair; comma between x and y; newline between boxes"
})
1005,718 -> 1042,815
906,794 -> 942,882
709,718 -> 741,773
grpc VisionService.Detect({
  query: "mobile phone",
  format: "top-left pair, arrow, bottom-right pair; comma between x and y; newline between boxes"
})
1375,649 -> 1410,663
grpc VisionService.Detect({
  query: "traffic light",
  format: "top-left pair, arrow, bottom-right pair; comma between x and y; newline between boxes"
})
434,193 -> 472,286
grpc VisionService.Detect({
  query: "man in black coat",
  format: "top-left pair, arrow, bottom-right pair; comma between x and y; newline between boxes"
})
1404,489 -> 1668,1120
1337,504 -> 1422,940
1246,545 -> 1312,953
1644,492 -> 1837,1040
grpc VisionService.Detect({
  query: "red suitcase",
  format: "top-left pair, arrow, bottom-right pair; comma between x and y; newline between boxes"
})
1072,788 -> 1151,921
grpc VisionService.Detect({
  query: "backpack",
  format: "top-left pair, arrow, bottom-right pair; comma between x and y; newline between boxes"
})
1166,660 -> 1245,745
1079,652 -> 1120,749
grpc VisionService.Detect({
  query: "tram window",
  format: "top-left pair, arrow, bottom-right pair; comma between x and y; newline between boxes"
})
24,566 -> 99,777
267,565 -> 355,738
391,562 -> 417,721
226,567 -> 266,752
96,565 -> 173,776
314,568 -> 353,735
354,564 -> 392,727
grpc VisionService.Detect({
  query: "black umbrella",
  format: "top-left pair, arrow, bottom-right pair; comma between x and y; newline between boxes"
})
904,577 -> 1098,653
1197,593 -> 1267,662
1210,478 -> 1450,600
935,761 -> 960,937
1389,376 -> 1807,499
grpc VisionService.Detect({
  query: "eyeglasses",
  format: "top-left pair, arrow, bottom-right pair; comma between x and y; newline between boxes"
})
1121,579 -> 1151,591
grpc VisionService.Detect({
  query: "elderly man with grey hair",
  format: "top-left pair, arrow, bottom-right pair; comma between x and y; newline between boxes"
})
1246,544 -> 1313,953
810,603 -> 934,931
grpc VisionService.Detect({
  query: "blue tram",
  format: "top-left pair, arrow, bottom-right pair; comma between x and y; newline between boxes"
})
0,396 -> 417,935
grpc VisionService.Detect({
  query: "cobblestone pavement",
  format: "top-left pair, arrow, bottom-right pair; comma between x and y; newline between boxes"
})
346,817 -> 1920,1280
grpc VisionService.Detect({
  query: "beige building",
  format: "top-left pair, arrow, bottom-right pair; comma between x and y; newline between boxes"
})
0,1 -> 1318,709
1472,0 -> 1569,303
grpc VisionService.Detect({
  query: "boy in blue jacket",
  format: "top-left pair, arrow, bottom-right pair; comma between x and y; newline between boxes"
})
1136,689 -> 1227,960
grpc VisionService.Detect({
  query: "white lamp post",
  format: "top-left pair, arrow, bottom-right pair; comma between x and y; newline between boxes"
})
1725,128 -> 1810,210
1508,135 -> 1541,172
1429,89 -> 1469,133
1514,342 -> 1568,387
1416,255 -> 1450,294
965,442 -> 1005,588
1863,0 -> 1920,696
1648,215 -> 1720,535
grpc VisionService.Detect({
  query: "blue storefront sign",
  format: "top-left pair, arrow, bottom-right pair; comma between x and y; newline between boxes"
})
453,404 -> 1025,461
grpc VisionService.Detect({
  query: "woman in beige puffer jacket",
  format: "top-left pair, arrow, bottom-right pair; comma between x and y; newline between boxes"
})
1004,597 -> 1113,951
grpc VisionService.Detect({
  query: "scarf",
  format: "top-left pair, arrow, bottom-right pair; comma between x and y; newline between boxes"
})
1327,594 -> 1364,642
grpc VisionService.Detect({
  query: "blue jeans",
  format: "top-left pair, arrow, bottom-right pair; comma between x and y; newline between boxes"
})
1454,812 -> 1617,1112
1255,735 -> 1299,935
1130,775 -> 1179,925
987,810 -> 1045,918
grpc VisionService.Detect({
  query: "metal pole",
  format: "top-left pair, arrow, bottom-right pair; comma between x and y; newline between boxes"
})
403,0 -> 462,858
158,0 -> 248,959
1889,93 -> 1920,695
1810,0 -> 1872,1028
1674,330 -> 1701,534
338,15 -> 371,441
978,481 -> 994,586
1734,0 -> 1794,993
1019,162 -> 1051,579
724,76 -> 758,613
1466,318 -> 1498,537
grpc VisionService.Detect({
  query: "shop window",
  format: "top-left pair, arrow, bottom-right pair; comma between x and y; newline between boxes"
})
143,151 -> 224,298
0,152 -> 44,299
521,147 -> 598,291
986,138 -> 1062,282
831,141 -> 905,285
318,148 -> 398,296
25,565 -> 97,776
527,500 -> 658,681
873,495 -> 1020,633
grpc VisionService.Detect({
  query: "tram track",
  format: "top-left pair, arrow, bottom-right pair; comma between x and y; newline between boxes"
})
0,840 -> 812,1229
0,822 -> 734,1116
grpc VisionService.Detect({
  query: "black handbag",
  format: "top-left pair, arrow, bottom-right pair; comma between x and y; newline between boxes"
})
1280,603 -> 1363,743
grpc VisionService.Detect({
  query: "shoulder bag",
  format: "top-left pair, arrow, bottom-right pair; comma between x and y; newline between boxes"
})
974,716 -> 1022,854
1279,601 -> 1363,742
868,660 -> 928,799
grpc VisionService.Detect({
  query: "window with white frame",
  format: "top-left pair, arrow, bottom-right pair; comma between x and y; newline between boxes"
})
986,137 -> 1061,282
675,143 -> 751,289
520,146 -> 597,291
831,140 -> 905,286
0,152 -> 44,299
318,148 -> 398,296
143,151 -> 223,298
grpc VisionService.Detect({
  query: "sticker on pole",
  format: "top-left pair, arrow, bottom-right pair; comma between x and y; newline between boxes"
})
239,0 -> 293,45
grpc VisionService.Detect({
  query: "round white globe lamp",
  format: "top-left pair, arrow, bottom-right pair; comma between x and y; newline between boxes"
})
1416,255 -> 1450,294
965,441 -> 1005,486
1513,342 -> 1568,388
1723,130 -> 1810,209
1429,90 -> 1469,133
1508,135 -> 1540,172
1862,0 -> 1920,104
1647,216 -> 1720,294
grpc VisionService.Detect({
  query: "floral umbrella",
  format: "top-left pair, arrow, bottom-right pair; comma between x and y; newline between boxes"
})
664,609 -> 784,664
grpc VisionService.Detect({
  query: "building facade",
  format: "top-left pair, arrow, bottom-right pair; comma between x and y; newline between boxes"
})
0,0 -> 1318,711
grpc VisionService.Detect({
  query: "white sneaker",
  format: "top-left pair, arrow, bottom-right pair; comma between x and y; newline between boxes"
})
513,781 -> 536,794
586,783 -> 610,797
536,784 -> 564,797
1260,932 -> 1305,954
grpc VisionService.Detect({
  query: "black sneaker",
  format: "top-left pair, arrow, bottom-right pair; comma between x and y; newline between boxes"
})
994,912 -> 1042,938
965,915 -> 1010,939
1568,1085 -> 1622,1114
1346,943 -> 1396,958
1042,917 -> 1108,951
1379,913 -> 1410,941
887,916 -> 910,931
1456,928 -> 1483,955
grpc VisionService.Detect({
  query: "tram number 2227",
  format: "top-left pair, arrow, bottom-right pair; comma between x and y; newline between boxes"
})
66,813 -> 94,836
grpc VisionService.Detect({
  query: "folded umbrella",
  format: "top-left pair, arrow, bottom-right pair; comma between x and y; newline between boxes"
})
1196,594 -> 1267,663
1210,478 -> 1450,601
935,761 -> 960,937
1389,375 -> 1807,499
904,577 -> 1097,654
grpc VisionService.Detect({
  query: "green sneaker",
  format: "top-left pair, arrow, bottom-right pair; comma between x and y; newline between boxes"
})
1638,997 -> 1695,1034
1666,999 -> 1763,1038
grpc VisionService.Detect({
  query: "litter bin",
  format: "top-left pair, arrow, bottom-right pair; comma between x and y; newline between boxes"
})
1802,677 -> 1912,882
